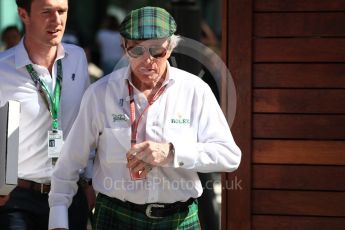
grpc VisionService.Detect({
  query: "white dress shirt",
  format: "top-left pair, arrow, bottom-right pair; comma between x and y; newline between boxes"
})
49,63 -> 241,229
0,39 -> 90,183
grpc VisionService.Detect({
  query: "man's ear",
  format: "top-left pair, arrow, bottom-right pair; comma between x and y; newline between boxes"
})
18,7 -> 29,24
165,49 -> 173,59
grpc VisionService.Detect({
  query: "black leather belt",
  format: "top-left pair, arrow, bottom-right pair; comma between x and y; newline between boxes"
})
108,195 -> 195,219
17,179 -> 51,194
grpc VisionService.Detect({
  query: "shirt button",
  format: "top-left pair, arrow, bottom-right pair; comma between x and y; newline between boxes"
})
179,162 -> 184,167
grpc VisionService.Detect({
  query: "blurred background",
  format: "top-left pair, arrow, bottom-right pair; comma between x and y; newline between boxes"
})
0,0 -> 224,229
0,0 -> 221,53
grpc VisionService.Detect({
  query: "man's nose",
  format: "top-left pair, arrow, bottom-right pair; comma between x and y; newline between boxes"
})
51,11 -> 62,24
142,49 -> 155,62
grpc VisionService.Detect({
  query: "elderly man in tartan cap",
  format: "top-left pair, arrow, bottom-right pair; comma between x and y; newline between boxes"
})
48,6 -> 241,230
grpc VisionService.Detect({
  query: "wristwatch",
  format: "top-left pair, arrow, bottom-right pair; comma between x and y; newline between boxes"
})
169,143 -> 175,156
168,142 -> 175,162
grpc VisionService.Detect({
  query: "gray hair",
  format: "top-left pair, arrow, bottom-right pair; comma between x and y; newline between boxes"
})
168,35 -> 182,51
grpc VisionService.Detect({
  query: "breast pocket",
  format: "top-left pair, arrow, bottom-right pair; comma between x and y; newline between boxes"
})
99,127 -> 131,163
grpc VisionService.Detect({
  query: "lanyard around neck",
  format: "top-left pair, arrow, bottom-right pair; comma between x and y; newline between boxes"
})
127,79 -> 167,146
26,60 -> 63,130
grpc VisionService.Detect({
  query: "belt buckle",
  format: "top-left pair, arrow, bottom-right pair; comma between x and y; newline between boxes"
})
40,184 -> 48,194
145,204 -> 164,219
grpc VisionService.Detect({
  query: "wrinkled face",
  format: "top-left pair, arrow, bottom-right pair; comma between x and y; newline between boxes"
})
125,38 -> 172,85
18,0 -> 68,48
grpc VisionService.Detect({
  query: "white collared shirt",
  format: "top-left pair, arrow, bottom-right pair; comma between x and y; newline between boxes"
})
49,63 -> 241,229
0,39 -> 90,183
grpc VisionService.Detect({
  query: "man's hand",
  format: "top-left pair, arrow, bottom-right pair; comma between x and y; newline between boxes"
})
0,195 -> 9,206
126,141 -> 174,175
83,184 -> 96,211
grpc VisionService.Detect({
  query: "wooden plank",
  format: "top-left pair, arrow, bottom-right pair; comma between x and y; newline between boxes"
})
254,89 -> 345,113
253,215 -> 345,230
253,140 -> 345,165
221,1 -> 229,230
223,0 -> 253,229
253,165 -> 345,191
254,38 -> 345,62
253,190 -> 345,216
254,64 -> 345,88
255,0 -> 345,12
253,114 -> 345,139
255,13 -> 345,37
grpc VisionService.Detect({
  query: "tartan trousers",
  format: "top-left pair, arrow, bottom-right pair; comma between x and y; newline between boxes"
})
93,193 -> 201,230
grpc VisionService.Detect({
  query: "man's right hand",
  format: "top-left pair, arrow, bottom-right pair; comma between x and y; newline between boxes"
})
0,195 -> 9,206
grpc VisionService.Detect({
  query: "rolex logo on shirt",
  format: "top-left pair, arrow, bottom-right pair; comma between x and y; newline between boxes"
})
170,113 -> 190,125
170,118 -> 190,124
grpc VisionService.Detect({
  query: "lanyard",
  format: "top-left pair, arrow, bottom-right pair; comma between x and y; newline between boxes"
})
127,80 -> 167,146
26,60 -> 63,130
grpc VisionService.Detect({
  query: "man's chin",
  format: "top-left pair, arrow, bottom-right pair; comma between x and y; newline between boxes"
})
49,39 -> 62,46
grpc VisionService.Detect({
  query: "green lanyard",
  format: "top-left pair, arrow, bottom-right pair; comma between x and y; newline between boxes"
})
26,60 -> 63,130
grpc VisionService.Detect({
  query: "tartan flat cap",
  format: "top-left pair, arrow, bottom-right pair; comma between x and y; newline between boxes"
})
119,6 -> 177,40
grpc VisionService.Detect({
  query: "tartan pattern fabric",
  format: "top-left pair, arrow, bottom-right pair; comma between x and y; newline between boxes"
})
93,193 -> 201,230
119,6 -> 177,40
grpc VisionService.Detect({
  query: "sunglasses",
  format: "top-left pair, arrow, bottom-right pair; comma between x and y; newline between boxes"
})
126,41 -> 170,59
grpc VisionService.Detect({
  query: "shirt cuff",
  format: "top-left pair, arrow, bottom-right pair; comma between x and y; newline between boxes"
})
173,141 -> 199,169
49,205 -> 68,229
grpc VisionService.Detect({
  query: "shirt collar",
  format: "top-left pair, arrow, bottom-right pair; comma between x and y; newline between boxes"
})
14,38 -> 68,69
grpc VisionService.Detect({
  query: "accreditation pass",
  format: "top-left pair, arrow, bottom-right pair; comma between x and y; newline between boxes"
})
48,130 -> 64,158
